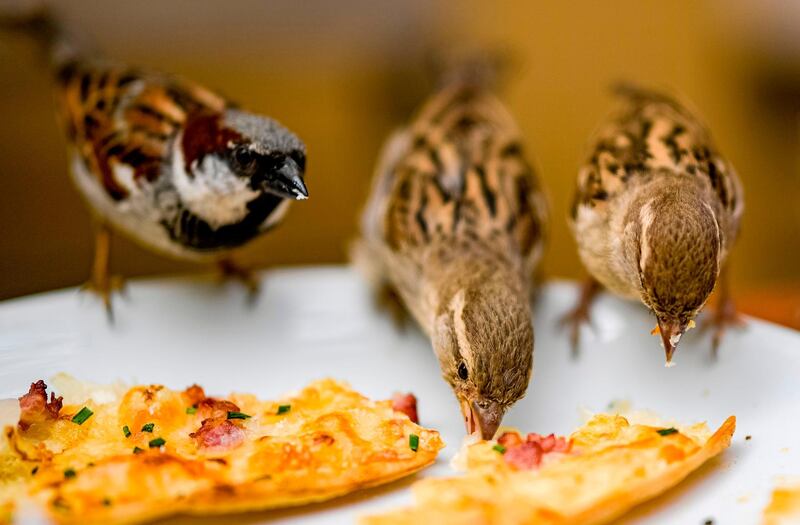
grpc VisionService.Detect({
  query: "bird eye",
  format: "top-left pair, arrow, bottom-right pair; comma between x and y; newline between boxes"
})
457,362 -> 468,381
233,147 -> 256,171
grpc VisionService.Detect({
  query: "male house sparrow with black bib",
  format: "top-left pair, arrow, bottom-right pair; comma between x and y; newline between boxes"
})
353,58 -> 548,439
564,84 -> 744,364
4,12 -> 308,314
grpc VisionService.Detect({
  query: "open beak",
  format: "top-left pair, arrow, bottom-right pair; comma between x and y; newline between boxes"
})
656,317 -> 685,366
263,157 -> 308,200
460,398 -> 504,440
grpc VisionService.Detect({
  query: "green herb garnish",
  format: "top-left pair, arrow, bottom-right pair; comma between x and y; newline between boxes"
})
71,407 -> 93,425
186,406 -> 197,415
657,427 -> 679,436
141,423 -> 155,433
148,437 -> 166,448
409,434 -> 419,452
492,444 -> 507,454
277,405 -> 291,415
227,411 -> 252,420
122,425 -> 131,438
132,446 -> 144,454
63,468 -> 76,479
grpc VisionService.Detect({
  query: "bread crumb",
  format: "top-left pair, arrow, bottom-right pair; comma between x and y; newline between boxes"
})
745,435 -> 751,441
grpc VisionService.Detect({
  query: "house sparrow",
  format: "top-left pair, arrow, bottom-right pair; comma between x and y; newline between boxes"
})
3,11 -> 308,315
353,58 -> 548,439
565,84 -> 744,364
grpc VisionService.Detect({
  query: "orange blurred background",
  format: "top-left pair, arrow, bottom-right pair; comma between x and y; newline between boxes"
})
0,1 -> 798,324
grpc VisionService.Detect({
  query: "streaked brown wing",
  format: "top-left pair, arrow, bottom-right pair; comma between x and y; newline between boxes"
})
55,60 -> 227,200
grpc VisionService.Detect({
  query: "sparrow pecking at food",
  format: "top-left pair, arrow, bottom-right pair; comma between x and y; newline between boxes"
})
353,57 -> 548,439
564,84 -> 744,364
3,11 -> 308,315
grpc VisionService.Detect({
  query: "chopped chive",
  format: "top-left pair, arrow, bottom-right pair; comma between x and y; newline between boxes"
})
31,466 -> 39,475
277,405 -> 291,415
102,498 -> 112,507
492,444 -> 507,454
409,434 -> 419,452
227,411 -> 252,420
71,407 -> 93,425
186,406 -> 197,415
141,423 -> 155,433
657,427 -> 678,436
148,437 -> 166,448
63,468 -> 76,479
132,446 -> 144,454
122,425 -> 131,438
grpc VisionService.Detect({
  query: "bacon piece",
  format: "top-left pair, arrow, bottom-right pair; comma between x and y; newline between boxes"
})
183,384 -> 206,406
503,441 -> 543,470
18,380 -> 63,431
497,431 -> 523,448
190,419 -> 245,451
197,398 -> 240,420
391,393 -> 418,423
526,432 -> 572,453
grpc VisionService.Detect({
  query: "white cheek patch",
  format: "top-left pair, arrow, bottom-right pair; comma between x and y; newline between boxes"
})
112,163 -> 138,195
171,142 -> 260,229
638,199 -> 656,274
450,289 -> 474,365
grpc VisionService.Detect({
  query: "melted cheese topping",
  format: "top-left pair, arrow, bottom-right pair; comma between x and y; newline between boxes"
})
363,412 -> 735,525
0,377 -> 443,524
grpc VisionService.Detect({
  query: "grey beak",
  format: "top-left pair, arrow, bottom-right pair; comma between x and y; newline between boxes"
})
265,157 -> 308,200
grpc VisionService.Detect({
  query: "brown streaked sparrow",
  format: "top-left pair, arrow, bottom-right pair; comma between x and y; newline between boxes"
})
353,58 -> 548,439
564,83 -> 744,364
3,11 -> 308,315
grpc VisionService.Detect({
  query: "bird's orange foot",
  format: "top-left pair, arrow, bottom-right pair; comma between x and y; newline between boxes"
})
81,274 -> 126,321
700,298 -> 746,359
217,259 -> 260,304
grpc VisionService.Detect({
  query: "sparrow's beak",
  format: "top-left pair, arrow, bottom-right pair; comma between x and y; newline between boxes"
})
656,316 -> 685,366
263,157 -> 308,200
460,398 -> 504,440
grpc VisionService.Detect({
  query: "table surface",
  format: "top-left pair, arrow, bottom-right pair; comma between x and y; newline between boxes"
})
1,266 -> 799,525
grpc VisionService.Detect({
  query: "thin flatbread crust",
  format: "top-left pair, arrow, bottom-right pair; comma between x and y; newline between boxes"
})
0,376 -> 442,524
363,413 -> 735,525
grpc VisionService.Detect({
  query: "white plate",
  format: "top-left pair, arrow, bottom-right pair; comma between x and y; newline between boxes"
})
1,266 -> 799,525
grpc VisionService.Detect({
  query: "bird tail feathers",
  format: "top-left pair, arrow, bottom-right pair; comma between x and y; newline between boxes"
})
0,7 -> 79,70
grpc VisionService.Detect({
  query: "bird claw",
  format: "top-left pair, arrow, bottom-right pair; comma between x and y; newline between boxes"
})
700,298 -> 746,359
559,306 -> 594,359
81,274 -> 126,322
559,279 -> 601,358
217,260 -> 260,305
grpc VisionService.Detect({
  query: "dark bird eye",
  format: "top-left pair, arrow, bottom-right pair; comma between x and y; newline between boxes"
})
233,147 -> 256,171
457,362 -> 468,381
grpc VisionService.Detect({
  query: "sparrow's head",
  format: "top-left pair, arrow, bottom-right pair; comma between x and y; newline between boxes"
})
432,271 -> 533,440
218,109 -> 308,200
179,109 -> 307,208
632,184 -> 721,363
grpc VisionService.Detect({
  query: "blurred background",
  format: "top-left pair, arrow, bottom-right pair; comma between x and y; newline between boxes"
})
0,0 -> 798,326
